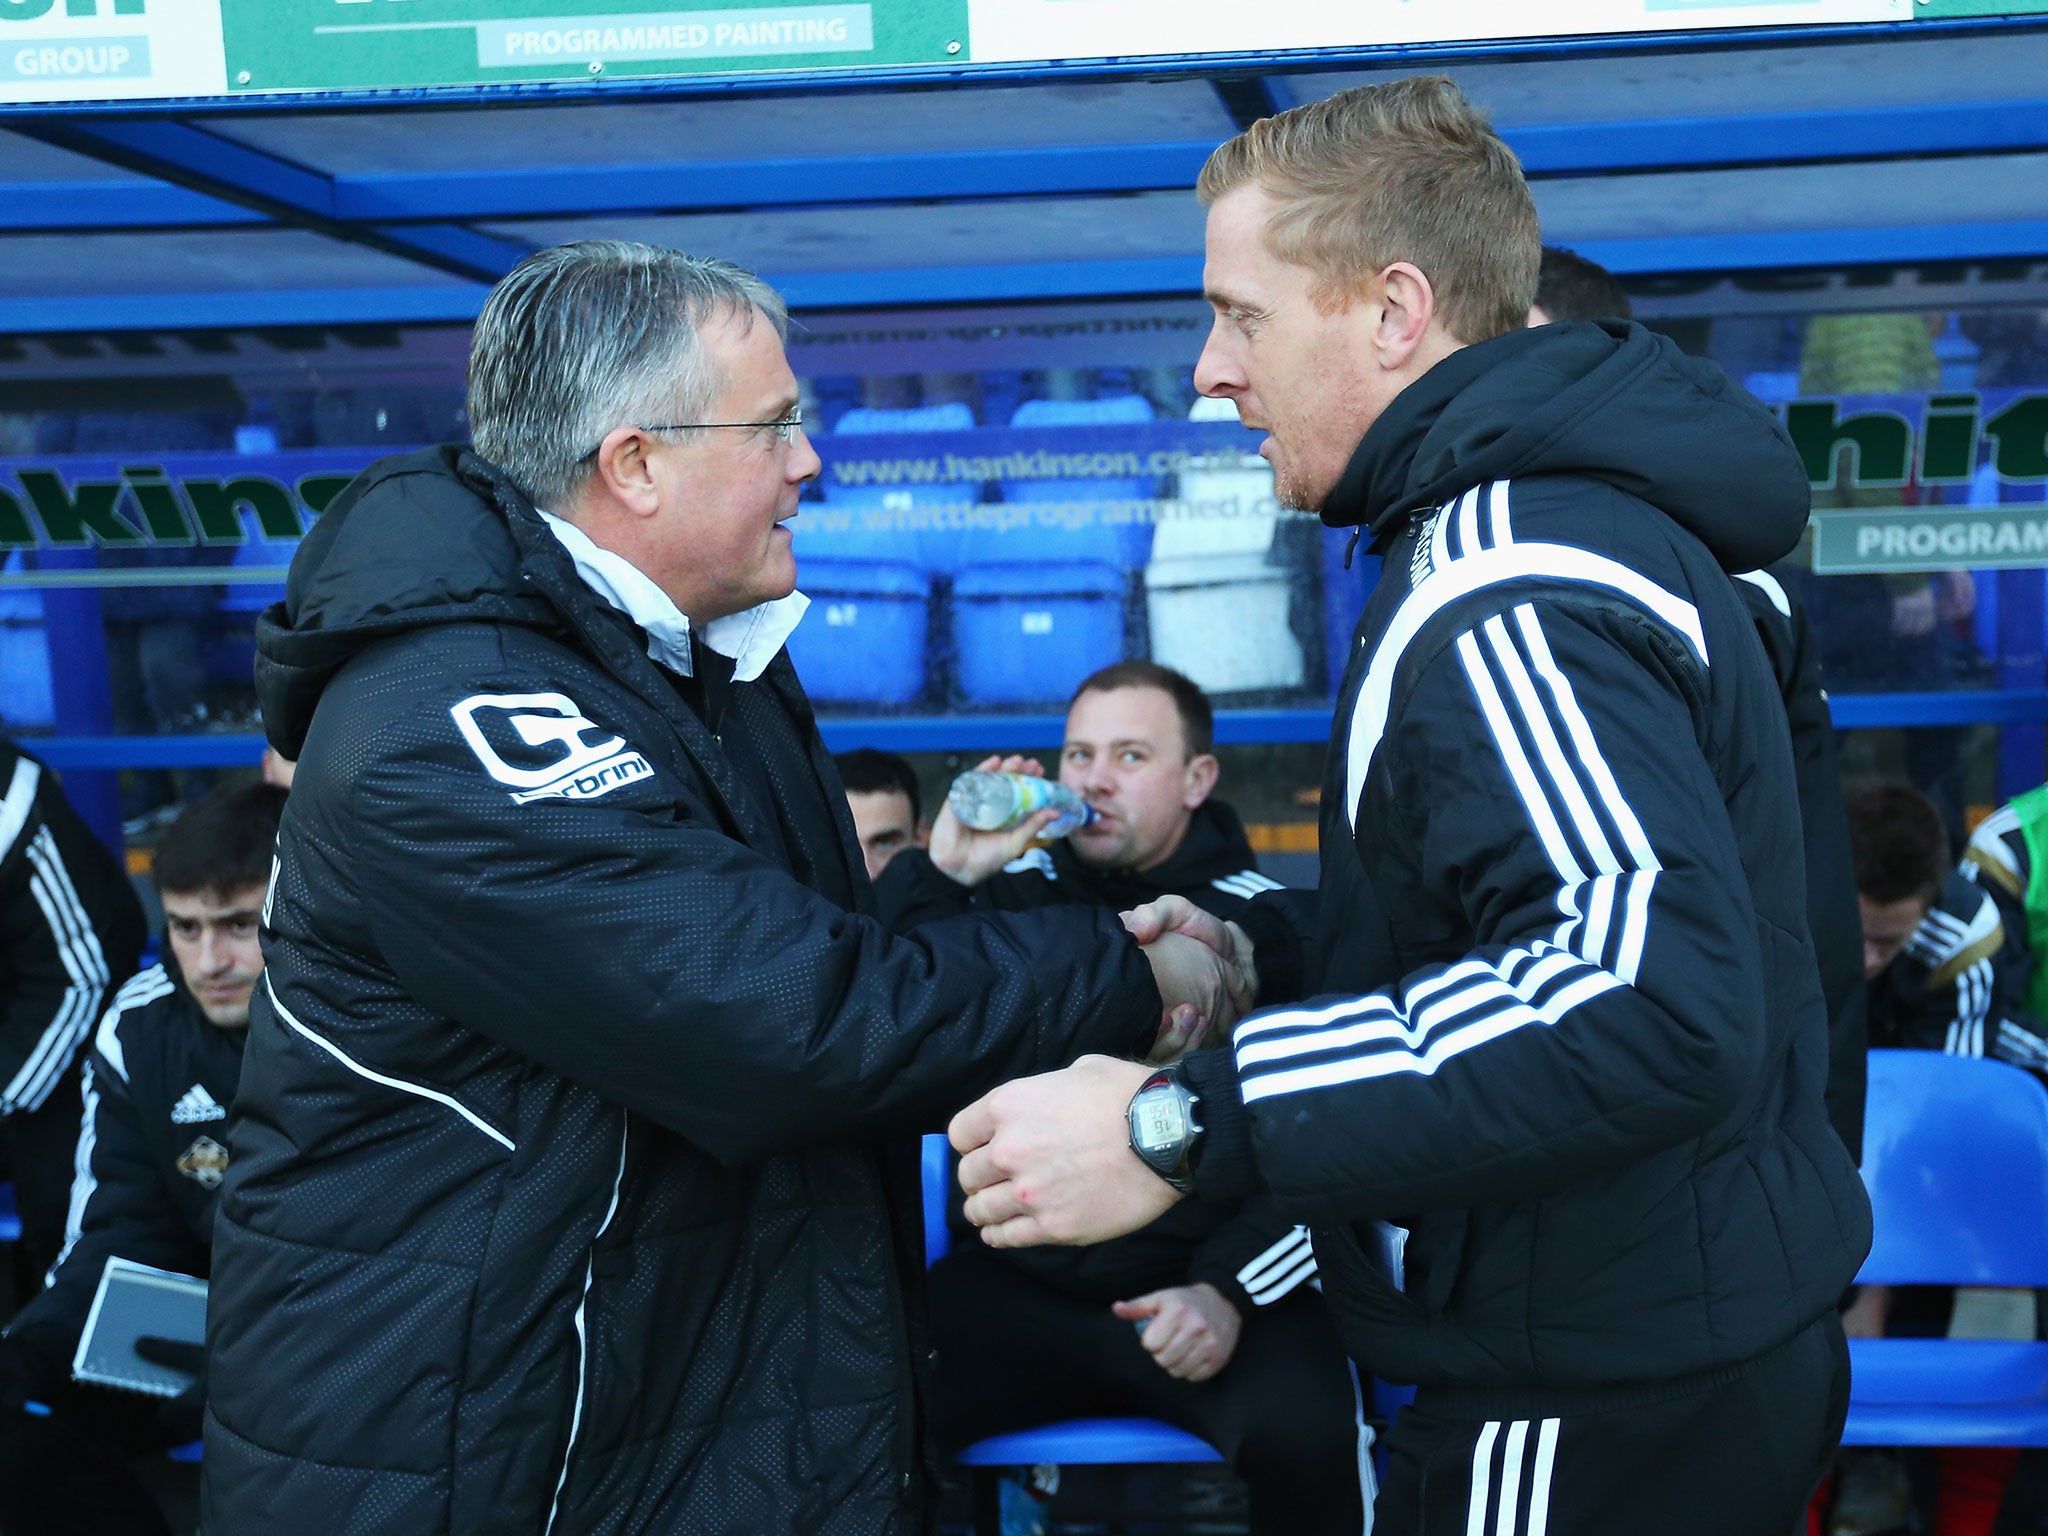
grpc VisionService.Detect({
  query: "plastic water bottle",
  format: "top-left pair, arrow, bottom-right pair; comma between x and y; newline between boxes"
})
946,770 -> 1099,838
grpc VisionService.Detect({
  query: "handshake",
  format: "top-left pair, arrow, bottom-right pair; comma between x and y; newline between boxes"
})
947,895 -> 1261,1253
1130,896 -> 1259,1064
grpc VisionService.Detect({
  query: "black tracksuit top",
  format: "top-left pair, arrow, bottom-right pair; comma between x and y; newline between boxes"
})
1180,321 -> 1872,1406
204,447 -> 1160,1536
2,965 -> 243,1396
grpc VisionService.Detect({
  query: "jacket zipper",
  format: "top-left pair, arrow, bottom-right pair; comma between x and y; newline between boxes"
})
540,1120 -> 630,1535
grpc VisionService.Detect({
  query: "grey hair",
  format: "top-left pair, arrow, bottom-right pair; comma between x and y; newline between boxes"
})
467,240 -> 788,510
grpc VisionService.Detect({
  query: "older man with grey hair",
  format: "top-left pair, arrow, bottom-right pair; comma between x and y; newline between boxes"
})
204,241 -> 1235,1536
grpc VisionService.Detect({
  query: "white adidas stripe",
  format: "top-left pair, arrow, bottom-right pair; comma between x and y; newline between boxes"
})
1237,599 -> 1663,1104
47,1058 -> 103,1286
1235,1226 -> 1317,1304
1344,493 -> 1704,831
4,829 -> 111,1113
0,756 -> 38,864
1465,1417 -> 1560,1536
95,965 -> 174,1085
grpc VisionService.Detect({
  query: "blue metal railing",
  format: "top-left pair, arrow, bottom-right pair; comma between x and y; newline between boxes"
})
24,690 -> 2048,770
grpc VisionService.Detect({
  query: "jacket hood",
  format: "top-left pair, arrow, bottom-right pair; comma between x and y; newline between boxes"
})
1322,320 -> 1811,574
255,447 -> 559,758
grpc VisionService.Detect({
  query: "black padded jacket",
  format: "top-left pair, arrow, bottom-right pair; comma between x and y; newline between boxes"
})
1182,321 -> 1872,1406
203,447 -> 1160,1536
1,963 -> 242,1397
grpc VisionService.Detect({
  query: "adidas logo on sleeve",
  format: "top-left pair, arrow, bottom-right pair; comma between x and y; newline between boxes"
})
170,1083 -> 227,1124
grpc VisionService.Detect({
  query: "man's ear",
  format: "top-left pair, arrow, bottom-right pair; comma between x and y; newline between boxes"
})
590,428 -> 663,518
1182,753 -> 1220,809
1376,261 -> 1440,370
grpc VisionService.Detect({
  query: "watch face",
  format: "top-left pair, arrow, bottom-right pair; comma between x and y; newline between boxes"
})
1133,1091 -> 1188,1155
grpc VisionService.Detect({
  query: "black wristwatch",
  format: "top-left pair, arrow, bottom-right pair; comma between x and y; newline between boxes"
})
1127,1063 -> 1203,1195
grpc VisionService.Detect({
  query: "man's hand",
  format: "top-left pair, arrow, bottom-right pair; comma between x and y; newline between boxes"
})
951,1055 -> 1179,1248
1112,1283 -> 1243,1383
928,754 -> 1060,888
1147,1003 -> 1208,1065
1125,895 -> 1258,1024
1140,931 -> 1238,1055
134,1335 -> 206,1442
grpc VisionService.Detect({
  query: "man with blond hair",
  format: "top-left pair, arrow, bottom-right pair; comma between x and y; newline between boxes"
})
951,77 -> 1870,1533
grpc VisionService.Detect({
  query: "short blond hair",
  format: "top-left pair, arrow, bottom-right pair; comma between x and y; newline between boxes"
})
1197,76 -> 1540,345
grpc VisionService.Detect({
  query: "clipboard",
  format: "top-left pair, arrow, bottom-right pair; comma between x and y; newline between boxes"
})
70,1256 -> 207,1398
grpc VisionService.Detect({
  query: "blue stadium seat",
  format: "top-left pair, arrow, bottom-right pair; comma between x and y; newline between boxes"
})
918,1133 -> 1225,1511
941,396 -> 1161,703
0,553 -> 53,731
950,562 -> 1122,706
783,563 -> 929,707
1843,1050 -> 2048,1447
786,404 -> 980,705
1000,395 -> 1159,572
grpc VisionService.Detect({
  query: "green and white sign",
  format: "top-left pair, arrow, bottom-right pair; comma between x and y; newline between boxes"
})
1815,506 -> 2048,575
0,0 -> 223,104
0,0 -> 1964,104
216,0 -> 965,93
964,0 -> 1908,65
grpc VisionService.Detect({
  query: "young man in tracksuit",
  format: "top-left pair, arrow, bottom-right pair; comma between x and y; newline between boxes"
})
0,780 -> 285,1536
951,77 -> 1872,1534
874,662 -> 1365,1535
0,736 -> 147,1281
1852,783 -> 2047,1069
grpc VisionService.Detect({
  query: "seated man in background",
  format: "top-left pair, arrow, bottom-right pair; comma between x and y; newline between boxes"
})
1958,782 -> 2048,1047
2,736 -> 147,1283
870,662 -> 1366,1536
875,661 -> 1282,924
835,747 -> 927,883
1843,782 -> 2040,1536
1850,784 -> 2044,1065
0,781 -> 287,1536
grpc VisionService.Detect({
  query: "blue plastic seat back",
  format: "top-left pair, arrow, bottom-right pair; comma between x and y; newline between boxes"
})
957,1418 -> 1223,1466
1859,1049 -> 2048,1286
997,396 -> 1159,570
817,404 -> 978,570
922,1133 -> 952,1269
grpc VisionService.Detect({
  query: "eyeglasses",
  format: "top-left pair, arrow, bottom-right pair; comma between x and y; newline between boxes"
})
580,408 -> 804,461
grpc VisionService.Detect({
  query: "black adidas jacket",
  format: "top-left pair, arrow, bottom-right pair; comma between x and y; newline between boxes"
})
0,962 -> 242,1398
1181,321 -> 1872,1401
1,738 -> 145,1122
1734,566 -> 1868,1161
206,447 -> 1159,1536
1866,867 -> 2048,1069
875,802 -> 1317,1312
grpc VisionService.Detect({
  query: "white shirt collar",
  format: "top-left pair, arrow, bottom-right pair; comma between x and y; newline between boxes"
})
536,508 -> 808,684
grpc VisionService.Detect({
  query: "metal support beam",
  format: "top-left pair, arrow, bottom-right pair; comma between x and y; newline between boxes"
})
12,92 -> 2048,237
23,689 -> 2048,770
10,97 -> 2048,231
14,118 -> 530,282
1211,76 -> 1281,131
0,284 -> 489,333
4,213 -> 2046,333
